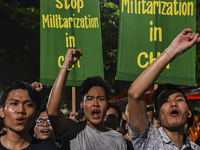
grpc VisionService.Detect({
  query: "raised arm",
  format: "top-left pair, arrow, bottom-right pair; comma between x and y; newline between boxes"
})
128,28 -> 200,133
47,49 -> 82,135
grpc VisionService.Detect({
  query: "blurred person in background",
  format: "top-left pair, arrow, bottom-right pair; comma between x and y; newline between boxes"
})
103,103 -> 122,132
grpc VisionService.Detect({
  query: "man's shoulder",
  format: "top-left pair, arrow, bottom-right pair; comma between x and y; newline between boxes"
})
107,128 -> 125,137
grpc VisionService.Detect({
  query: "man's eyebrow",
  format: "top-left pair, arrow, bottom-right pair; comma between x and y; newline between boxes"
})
176,94 -> 185,98
9,99 -> 19,101
97,96 -> 106,98
86,96 -> 106,98
86,96 -> 94,98
9,98 -> 33,102
38,118 -> 49,120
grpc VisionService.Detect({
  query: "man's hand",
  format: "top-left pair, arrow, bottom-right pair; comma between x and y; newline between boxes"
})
166,28 -> 200,58
69,112 -> 79,122
31,82 -> 43,92
63,49 -> 83,68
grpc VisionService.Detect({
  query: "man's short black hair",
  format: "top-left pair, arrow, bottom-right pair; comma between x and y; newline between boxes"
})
152,83 -> 187,113
80,76 -> 110,100
0,81 -> 41,111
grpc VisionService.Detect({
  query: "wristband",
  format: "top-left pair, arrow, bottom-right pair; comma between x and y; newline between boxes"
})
163,51 -> 172,59
61,65 -> 72,72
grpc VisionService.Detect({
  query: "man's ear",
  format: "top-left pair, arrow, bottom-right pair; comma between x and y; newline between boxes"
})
0,106 -> 5,118
80,101 -> 83,110
188,110 -> 192,118
153,112 -> 161,128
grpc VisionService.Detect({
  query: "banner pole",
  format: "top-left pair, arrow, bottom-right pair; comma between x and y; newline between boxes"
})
72,86 -> 76,113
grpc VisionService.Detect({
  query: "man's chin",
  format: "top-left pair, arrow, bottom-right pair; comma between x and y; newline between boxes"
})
87,119 -> 103,126
164,123 -> 185,131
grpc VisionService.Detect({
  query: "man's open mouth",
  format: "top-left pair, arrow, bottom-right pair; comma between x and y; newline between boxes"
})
92,110 -> 100,119
170,110 -> 180,116
41,129 -> 50,134
16,118 -> 25,124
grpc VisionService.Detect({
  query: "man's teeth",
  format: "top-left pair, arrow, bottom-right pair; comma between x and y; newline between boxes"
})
41,130 -> 49,133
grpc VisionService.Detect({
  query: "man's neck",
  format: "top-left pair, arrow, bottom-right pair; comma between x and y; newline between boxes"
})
86,120 -> 109,132
163,127 -> 185,150
0,129 -> 32,150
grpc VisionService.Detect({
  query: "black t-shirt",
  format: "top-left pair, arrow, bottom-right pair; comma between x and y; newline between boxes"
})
0,139 -> 58,150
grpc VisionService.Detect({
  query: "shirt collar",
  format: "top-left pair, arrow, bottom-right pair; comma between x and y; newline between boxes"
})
159,127 -> 192,148
158,127 -> 171,144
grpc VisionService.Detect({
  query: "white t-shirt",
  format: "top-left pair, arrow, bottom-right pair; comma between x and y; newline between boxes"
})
61,120 -> 127,150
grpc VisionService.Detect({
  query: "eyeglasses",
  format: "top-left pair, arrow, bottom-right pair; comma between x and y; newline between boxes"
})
36,118 -> 51,126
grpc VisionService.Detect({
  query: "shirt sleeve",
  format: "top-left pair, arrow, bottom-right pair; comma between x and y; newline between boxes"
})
60,119 -> 86,141
128,120 -> 151,150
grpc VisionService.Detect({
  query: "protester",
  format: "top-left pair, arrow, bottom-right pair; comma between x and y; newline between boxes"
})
122,101 -> 134,150
128,28 -> 200,149
47,49 -> 127,150
103,102 -> 122,131
34,105 -> 54,141
34,105 -> 61,150
0,81 -> 57,150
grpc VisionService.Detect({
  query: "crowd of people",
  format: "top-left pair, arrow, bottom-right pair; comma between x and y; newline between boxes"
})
0,28 -> 200,149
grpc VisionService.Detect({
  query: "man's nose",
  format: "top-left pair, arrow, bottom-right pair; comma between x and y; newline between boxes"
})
17,104 -> 26,114
93,98 -> 100,106
171,100 -> 177,107
42,120 -> 49,127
